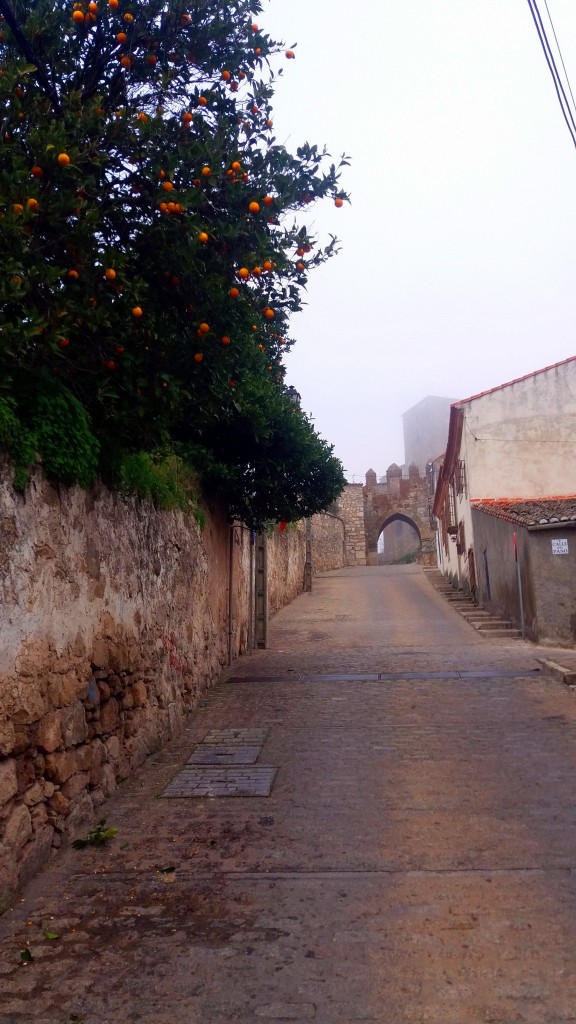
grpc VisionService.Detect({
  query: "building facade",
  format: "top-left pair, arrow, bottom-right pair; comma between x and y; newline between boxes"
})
432,356 -> 576,643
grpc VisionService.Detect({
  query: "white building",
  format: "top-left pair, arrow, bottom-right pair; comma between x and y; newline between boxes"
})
432,356 -> 576,595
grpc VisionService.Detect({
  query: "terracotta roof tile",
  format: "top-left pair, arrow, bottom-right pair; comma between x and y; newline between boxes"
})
472,496 -> 576,528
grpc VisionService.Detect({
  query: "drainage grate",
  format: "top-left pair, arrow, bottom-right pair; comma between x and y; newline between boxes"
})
187,745 -> 262,765
162,766 -> 277,798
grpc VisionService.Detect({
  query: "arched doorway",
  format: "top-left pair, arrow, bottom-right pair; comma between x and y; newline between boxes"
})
377,513 -> 422,565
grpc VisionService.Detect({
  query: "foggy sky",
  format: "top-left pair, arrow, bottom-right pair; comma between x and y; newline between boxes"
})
263,0 -> 576,481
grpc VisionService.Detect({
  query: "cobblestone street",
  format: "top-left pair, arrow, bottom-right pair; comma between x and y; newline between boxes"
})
2,565 -> 576,1024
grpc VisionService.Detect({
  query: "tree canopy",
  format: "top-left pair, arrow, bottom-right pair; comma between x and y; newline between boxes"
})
0,0 -> 348,526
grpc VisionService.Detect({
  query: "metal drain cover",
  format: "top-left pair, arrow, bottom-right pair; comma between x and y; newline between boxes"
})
187,745 -> 262,765
162,766 -> 277,798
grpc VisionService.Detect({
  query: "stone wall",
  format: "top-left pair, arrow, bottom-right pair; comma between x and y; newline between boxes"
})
335,485 -> 366,565
312,513 -> 346,573
0,467 -> 336,909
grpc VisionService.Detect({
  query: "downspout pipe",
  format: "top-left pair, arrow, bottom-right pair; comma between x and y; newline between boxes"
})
228,523 -> 234,666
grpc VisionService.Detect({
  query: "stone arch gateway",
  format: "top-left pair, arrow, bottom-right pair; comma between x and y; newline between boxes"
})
333,464 -> 437,567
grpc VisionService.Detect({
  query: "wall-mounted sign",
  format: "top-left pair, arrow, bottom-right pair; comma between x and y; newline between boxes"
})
551,539 -> 569,555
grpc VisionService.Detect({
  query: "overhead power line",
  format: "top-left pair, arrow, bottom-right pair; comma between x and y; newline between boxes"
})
526,0 -> 576,150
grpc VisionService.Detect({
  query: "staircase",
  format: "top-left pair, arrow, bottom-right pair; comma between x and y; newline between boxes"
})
423,569 -> 523,639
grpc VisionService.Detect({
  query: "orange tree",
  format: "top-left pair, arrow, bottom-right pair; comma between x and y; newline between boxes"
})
0,0 -> 348,525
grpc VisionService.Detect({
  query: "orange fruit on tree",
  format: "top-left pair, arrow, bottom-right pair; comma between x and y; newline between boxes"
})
162,181 -> 174,191
67,269 -> 79,279
248,201 -> 260,214
231,160 -> 241,172
296,261 -> 305,271
57,152 -> 70,166
123,11 -> 133,21
108,0 -> 118,6
132,306 -> 143,317
264,307 -> 274,318
57,337 -> 70,348
334,197 -> 344,208
72,10 -> 84,23
137,112 -> 148,122
120,55 -> 132,68
221,335 -> 231,345
30,165 -> 43,178
252,266 -> 262,276
251,23 -> 258,31
201,166 -> 211,177
229,287 -> 239,298
263,195 -> 273,206
198,231 -> 209,244
26,198 -> 39,211
285,50 -> 295,59
194,353 -> 204,362
104,268 -> 116,280
198,95 -> 207,106
198,322 -> 210,334
147,55 -> 157,64
262,260 -> 272,272
89,1 -> 98,12
221,70 -> 231,81
116,31 -> 127,43
237,267 -> 250,279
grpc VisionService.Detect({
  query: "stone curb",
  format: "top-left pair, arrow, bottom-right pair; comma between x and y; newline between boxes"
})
537,658 -> 576,687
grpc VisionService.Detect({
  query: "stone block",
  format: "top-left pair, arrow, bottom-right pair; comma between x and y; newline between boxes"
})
61,771 -> 90,800
43,781 -> 55,799
0,719 -> 16,756
23,782 -> 44,807
16,755 -> 35,790
48,672 -> 87,708
0,759 -> 18,806
3,802 -> 32,852
97,680 -> 111,702
75,739 -> 104,774
48,789 -> 70,817
99,697 -> 119,734
131,680 -> 147,707
105,735 -> 120,762
30,802 -> 48,830
61,703 -> 87,748
35,710 -> 62,754
45,750 -> 78,784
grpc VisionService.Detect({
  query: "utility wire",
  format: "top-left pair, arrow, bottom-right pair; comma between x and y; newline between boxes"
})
543,0 -> 576,119
526,0 -> 576,149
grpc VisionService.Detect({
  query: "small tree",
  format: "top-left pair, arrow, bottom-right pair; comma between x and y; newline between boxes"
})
0,0 -> 348,524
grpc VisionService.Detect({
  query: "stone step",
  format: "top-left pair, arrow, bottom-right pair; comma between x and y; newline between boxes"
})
476,627 -> 523,639
471,619 -> 516,631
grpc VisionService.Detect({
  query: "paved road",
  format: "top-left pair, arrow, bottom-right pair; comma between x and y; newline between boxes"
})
1,566 -> 576,1024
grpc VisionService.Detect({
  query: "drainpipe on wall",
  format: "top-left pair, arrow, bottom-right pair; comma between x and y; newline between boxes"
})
514,532 -> 526,639
228,524 -> 234,666
248,529 -> 255,653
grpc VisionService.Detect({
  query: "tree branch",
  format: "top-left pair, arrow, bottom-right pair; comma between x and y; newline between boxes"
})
0,0 -> 62,115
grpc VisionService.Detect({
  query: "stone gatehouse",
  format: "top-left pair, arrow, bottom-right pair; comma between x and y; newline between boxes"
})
334,464 -> 437,567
